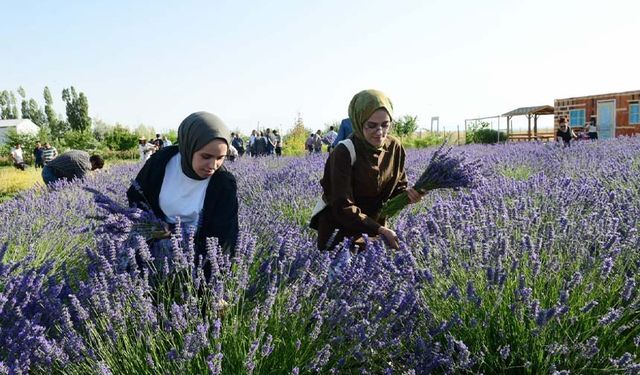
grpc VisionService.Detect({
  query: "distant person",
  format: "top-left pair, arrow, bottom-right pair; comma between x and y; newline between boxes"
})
556,117 -> 576,147
126,111 -> 239,266
323,126 -> 338,152
227,144 -> 239,162
138,137 -> 155,161
41,150 -> 104,185
42,142 -> 58,165
313,130 -> 323,153
33,141 -> 44,169
162,135 -> 173,147
152,133 -> 164,150
10,143 -> 26,171
332,118 -> 353,148
305,133 -> 315,154
273,129 -> 283,156
253,131 -> 268,156
231,132 -> 245,157
248,130 -> 258,157
264,128 -> 274,155
586,118 -> 598,140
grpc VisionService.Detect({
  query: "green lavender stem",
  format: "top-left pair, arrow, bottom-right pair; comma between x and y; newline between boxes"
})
380,184 -> 435,219
380,192 -> 410,219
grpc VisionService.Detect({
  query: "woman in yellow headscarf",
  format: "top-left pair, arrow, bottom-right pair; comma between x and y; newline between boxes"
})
311,89 -> 423,250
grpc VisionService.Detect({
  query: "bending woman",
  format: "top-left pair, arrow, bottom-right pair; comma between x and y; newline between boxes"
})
127,111 -> 239,263
312,89 -> 422,250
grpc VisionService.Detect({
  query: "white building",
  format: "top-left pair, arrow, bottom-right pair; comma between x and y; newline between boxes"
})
0,119 -> 40,144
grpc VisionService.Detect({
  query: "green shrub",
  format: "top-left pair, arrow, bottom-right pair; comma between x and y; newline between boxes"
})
392,115 -> 419,138
99,149 -> 139,161
282,119 -> 312,157
466,121 -> 506,144
103,125 -> 139,151
401,132 -> 446,149
473,128 -> 507,144
63,130 -> 102,151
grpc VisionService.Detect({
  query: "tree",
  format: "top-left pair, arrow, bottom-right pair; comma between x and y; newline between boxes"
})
24,98 -> 46,127
282,112 -> 312,156
0,91 -> 7,119
43,86 -> 59,135
62,86 -> 91,132
0,90 -> 19,119
52,119 -> 71,141
392,115 -> 419,137
92,118 -> 111,142
9,92 -> 18,119
63,130 -> 101,151
0,91 -> 18,119
21,99 -> 29,119
103,125 -> 138,151
134,123 -> 156,140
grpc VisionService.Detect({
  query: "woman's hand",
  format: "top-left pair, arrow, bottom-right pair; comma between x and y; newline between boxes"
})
378,226 -> 399,249
407,187 -> 424,204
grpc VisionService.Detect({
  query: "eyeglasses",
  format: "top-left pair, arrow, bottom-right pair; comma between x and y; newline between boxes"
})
364,121 -> 392,131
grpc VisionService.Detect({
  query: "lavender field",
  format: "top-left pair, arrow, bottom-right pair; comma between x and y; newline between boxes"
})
1,138 -> 639,374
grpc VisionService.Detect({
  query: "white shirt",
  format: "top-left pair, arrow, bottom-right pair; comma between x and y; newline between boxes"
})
159,153 -> 211,225
228,144 -> 238,158
11,148 -> 24,163
139,143 -> 154,161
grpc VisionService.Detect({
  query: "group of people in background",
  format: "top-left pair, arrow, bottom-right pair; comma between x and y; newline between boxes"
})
304,119 -> 354,154
9,140 -> 104,186
556,117 -> 599,147
10,141 -> 58,171
139,133 -> 173,161
243,128 -> 282,157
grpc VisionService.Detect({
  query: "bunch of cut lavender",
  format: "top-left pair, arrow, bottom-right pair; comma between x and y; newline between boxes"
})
380,144 -> 481,219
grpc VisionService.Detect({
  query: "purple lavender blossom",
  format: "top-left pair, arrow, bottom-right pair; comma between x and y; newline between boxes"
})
498,345 -> 510,360
598,308 -> 622,326
580,300 -> 599,313
380,144 -> 481,218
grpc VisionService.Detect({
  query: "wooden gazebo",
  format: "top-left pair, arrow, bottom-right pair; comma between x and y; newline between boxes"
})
502,105 -> 554,139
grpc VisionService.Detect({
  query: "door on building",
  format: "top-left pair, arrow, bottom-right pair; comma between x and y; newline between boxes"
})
597,100 -> 616,139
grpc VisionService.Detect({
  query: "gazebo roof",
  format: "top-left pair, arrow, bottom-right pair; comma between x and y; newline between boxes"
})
502,105 -> 554,117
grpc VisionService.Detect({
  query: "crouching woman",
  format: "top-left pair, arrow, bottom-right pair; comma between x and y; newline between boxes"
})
311,89 -> 422,250
127,111 -> 239,269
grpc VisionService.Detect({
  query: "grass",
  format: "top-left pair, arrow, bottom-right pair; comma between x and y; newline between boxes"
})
0,166 -> 43,202
0,160 -> 138,203
498,165 -> 536,181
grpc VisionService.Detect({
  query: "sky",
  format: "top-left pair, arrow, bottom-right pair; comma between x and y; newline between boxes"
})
2,0 -> 639,135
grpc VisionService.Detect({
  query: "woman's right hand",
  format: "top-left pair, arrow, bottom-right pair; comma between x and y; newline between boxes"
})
378,226 -> 399,249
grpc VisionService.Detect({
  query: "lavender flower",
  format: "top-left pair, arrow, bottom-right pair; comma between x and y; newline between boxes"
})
380,144 -> 481,218
498,345 -> 510,360
598,308 -> 622,326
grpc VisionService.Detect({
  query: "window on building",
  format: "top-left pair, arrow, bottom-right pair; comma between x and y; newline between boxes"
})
569,109 -> 585,127
630,103 -> 640,125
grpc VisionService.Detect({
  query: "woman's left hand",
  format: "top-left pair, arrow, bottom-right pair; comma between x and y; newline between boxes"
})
407,187 -> 423,204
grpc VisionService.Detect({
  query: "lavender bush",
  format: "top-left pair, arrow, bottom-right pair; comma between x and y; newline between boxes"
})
1,138 -> 639,374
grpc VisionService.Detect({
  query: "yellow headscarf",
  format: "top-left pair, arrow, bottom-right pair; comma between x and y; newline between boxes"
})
348,89 -> 394,149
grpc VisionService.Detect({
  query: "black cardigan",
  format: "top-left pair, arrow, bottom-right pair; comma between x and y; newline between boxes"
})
126,145 -> 239,257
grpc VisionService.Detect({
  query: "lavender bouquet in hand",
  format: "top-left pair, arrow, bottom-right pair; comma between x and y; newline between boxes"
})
380,144 -> 481,219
